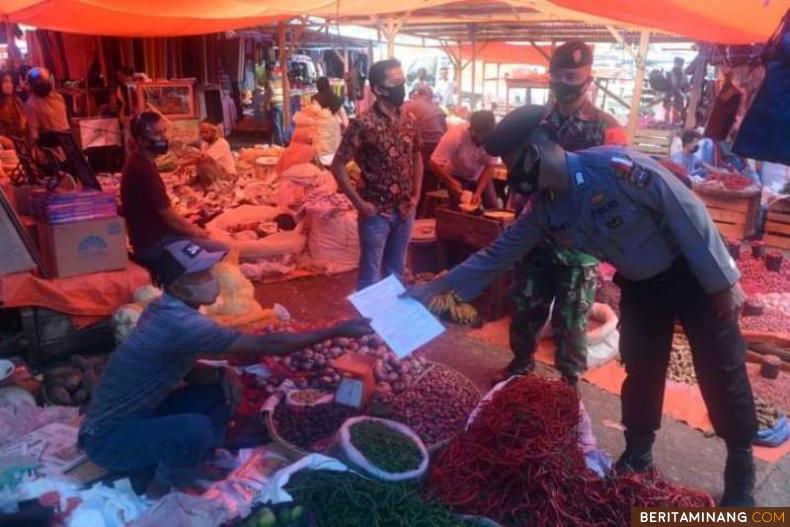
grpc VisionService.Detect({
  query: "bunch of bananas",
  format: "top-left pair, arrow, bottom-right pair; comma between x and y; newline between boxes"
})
428,291 -> 481,327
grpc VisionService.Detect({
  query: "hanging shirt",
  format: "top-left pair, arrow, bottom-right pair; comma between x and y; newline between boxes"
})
443,147 -> 739,300
202,137 -> 236,176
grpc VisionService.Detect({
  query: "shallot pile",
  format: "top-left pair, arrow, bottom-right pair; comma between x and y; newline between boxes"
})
380,365 -> 481,447
667,333 -> 696,385
426,375 -> 713,526
43,354 -> 108,407
273,402 -> 358,450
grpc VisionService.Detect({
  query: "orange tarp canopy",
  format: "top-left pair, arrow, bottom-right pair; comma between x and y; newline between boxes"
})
3,0 -> 786,42
551,0 -> 787,45
459,43 -> 552,65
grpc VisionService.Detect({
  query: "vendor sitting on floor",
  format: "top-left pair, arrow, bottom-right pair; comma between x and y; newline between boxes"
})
430,110 -> 499,210
180,118 -> 237,189
79,239 -> 371,498
122,111 -> 222,266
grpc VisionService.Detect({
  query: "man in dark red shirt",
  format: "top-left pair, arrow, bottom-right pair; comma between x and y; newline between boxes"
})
331,59 -> 424,290
121,112 -> 211,265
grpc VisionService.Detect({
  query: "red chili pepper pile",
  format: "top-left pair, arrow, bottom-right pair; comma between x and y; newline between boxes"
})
426,376 -> 713,526
707,171 -> 753,191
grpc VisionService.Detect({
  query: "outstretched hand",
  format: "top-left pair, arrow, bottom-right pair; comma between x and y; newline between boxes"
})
712,282 -> 745,322
401,279 -> 448,305
332,318 -> 374,338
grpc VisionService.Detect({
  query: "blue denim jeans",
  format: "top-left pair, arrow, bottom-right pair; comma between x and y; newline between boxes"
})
82,383 -> 230,487
269,105 -> 284,146
357,210 -> 415,290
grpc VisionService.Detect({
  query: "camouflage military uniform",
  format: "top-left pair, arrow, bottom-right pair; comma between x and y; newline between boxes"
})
509,100 -> 625,381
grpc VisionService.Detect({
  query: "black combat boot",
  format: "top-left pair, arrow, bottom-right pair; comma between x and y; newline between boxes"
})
615,431 -> 655,473
720,445 -> 756,507
491,356 -> 536,385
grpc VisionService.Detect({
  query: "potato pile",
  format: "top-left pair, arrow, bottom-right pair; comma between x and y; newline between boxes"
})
43,354 -> 108,406
667,333 -> 697,385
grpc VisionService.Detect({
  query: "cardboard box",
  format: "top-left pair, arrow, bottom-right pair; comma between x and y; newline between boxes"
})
39,217 -> 128,278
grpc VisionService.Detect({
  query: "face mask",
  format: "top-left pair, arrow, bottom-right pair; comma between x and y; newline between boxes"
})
147,137 -> 169,155
377,84 -> 406,107
1,82 -> 13,96
550,80 -> 588,104
179,276 -> 220,305
32,83 -> 52,97
690,145 -> 700,154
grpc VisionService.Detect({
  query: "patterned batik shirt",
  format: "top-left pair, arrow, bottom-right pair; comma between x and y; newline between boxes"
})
335,104 -> 422,215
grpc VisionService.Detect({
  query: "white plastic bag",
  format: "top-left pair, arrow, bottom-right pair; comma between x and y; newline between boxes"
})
336,417 -> 429,482
306,209 -> 359,274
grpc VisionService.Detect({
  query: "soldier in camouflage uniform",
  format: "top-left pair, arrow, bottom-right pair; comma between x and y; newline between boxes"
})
505,41 -> 627,385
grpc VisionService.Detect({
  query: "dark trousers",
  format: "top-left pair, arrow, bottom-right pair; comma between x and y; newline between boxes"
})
616,260 -> 757,447
82,384 -> 231,487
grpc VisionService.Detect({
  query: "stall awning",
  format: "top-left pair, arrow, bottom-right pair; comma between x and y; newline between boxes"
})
3,0 -> 787,43
458,43 -> 553,65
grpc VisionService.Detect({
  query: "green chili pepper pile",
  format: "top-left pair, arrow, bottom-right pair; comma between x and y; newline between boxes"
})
285,470 -> 471,527
349,420 -> 423,473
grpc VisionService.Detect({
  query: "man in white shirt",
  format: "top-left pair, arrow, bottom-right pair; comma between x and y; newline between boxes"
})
430,110 -> 499,209
183,118 -> 236,189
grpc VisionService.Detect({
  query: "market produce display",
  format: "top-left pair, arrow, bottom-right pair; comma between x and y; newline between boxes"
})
427,375 -> 713,526
381,364 -> 481,447
257,335 -> 429,395
235,504 -> 311,527
42,354 -> 108,406
291,103 -> 342,156
736,252 -> 790,335
284,470 -> 474,527
749,369 -> 790,414
345,418 -> 426,475
428,291 -> 481,327
667,333 -> 696,385
705,172 -> 755,191
755,398 -> 782,431
272,400 -> 359,451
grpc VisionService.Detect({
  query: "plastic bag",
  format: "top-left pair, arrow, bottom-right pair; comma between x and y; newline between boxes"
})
336,416 -> 429,482
305,209 -> 360,274
754,415 -> 790,448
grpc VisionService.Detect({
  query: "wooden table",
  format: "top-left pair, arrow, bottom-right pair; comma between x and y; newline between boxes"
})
434,207 -> 515,320
693,187 -> 761,240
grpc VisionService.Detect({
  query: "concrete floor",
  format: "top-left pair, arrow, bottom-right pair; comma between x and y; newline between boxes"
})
257,271 -> 790,506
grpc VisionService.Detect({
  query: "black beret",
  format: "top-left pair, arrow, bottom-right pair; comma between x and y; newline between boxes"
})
484,105 -> 547,157
549,41 -> 593,71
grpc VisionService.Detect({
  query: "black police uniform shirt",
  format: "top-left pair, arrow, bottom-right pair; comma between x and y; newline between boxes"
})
444,146 -> 740,301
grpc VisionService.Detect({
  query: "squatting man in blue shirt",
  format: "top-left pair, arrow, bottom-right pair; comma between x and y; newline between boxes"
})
406,105 -> 758,507
79,240 -> 371,498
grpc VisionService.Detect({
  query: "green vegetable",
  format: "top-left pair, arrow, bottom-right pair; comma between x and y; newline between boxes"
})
285,470 -> 471,527
290,506 -> 304,521
349,420 -> 423,473
256,508 -> 276,527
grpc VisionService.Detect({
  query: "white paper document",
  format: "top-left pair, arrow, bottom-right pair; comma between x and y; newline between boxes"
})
348,275 -> 445,358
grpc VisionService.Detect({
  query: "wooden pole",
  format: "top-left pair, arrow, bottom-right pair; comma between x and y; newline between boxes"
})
627,31 -> 650,144
684,43 -> 710,130
278,22 -> 291,132
456,41 -> 463,107
496,63 -> 501,102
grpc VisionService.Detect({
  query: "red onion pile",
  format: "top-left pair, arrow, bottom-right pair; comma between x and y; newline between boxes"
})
273,401 -> 359,450
378,365 -> 481,447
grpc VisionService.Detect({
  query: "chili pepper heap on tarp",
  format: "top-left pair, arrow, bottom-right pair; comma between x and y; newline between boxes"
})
426,375 -> 713,527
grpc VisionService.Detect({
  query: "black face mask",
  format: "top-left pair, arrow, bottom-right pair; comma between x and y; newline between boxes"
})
377,84 -> 406,107
32,83 -> 52,97
550,80 -> 588,104
147,137 -> 169,155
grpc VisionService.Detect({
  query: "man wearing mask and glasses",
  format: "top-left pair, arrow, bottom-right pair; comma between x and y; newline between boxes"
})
332,59 -> 424,290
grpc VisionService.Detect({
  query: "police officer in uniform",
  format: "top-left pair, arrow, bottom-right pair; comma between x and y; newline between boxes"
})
506,41 -> 627,386
407,105 -> 757,506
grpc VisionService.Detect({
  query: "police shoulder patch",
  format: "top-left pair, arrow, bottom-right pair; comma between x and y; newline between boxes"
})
628,165 -> 653,187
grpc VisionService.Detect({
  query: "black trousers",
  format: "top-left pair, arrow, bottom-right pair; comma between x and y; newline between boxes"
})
616,260 -> 757,447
